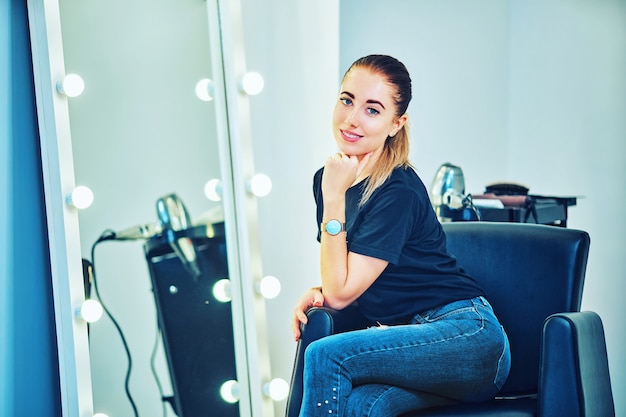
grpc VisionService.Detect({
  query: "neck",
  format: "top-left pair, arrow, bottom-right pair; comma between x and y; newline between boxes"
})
353,149 -> 381,185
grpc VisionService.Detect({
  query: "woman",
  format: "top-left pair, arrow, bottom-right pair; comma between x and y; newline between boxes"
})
291,55 -> 511,417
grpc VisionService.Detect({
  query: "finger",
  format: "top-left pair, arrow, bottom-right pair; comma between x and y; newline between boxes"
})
292,310 -> 307,341
312,294 -> 324,307
292,319 -> 301,341
296,309 -> 308,324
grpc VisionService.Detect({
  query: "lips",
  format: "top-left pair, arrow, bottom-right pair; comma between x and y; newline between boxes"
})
341,129 -> 363,143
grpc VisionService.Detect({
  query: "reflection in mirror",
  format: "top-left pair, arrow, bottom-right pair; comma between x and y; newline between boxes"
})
57,0 -> 238,415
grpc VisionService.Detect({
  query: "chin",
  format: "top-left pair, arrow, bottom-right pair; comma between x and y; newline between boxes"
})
337,141 -> 361,154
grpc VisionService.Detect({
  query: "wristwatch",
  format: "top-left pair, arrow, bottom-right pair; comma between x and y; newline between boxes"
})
321,219 -> 346,236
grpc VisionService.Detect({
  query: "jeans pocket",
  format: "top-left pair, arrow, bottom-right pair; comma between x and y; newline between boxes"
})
494,326 -> 511,391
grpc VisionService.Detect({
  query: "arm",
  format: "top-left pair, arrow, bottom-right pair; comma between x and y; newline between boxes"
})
319,152 -> 388,309
539,311 -> 615,417
291,250 -> 387,340
320,237 -> 388,309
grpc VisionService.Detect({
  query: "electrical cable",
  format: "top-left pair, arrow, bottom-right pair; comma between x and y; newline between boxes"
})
464,194 -> 482,221
90,230 -> 140,417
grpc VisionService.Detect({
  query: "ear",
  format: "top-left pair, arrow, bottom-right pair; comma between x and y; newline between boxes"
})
389,114 -> 408,137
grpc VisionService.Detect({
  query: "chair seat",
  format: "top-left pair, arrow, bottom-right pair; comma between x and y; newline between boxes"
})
404,398 -> 536,417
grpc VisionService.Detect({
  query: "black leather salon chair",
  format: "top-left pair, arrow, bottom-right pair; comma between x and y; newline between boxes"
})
285,222 -> 615,417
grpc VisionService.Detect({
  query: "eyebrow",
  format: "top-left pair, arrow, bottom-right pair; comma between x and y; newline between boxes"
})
340,91 -> 386,110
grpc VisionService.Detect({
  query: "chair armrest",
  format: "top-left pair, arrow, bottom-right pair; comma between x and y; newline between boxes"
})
539,311 -> 615,417
285,305 -> 370,417
300,304 -> 371,344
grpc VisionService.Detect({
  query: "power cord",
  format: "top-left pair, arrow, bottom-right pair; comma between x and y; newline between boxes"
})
90,230 -> 140,417
463,194 -> 482,221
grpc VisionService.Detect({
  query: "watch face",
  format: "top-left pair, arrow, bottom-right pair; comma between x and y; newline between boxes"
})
325,219 -> 342,235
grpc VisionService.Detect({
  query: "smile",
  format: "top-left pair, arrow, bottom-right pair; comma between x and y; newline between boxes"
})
341,129 -> 363,142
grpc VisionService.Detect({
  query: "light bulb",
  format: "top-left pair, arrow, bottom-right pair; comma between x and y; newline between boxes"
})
256,275 -> 281,299
66,185 -> 94,209
56,73 -> 85,97
195,78 -> 215,102
220,380 -> 240,403
247,173 -> 272,197
204,178 -> 223,202
263,378 -> 289,401
93,413 -> 109,417
212,278 -> 232,303
76,299 -> 103,323
240,71 -> 264,96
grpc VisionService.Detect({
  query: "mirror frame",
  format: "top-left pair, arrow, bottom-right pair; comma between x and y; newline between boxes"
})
28,0 -> 93,414
27,0 -> 274,415
207,0 -> 275,415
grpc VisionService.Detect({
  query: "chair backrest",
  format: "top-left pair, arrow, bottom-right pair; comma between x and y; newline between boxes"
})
441,222 -> 590,397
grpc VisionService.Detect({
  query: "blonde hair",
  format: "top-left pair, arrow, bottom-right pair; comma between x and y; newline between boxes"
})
346,55 -> 413,206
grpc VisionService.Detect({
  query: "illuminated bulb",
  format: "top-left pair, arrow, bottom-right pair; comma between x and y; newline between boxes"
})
220,380 -> 240,404
93,413 -> 109,417
263,378 -> 289,401
76,299 -> 103,323
66,185 -> 94,209
212,278 -> 232,303
195,78 -> 215,102
240,71 -> 264,96
56,73 -> 85,97
204,178 -> 223,202
256,275 -> 281,299
247,173 -> 272,197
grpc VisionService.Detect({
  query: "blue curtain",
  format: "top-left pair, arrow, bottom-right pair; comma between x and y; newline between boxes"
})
1,0 -> 62,415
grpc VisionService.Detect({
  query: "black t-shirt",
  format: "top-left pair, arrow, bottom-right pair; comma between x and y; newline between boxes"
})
313,165 -> 484,325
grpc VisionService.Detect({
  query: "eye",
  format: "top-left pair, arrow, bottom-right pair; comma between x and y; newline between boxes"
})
366,107 -> 380,116
340,97 -> 353,106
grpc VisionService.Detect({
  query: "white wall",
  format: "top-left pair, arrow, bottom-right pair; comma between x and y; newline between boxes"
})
339,0 -> 512,193
507,2 -> 626,414
239,1 -> 339,415
243,1 -> 625,416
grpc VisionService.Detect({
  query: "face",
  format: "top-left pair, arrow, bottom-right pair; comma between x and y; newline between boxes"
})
332,67 -> 406,159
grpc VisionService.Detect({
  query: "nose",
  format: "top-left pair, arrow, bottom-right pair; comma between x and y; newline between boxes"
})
345,107 -> 358,126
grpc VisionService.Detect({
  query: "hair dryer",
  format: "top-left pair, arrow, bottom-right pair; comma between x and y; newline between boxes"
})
429,162 -> 478,222
156,193 -> 202,279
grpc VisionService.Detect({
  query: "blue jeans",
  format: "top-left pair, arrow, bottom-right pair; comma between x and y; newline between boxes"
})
299,296 -> 511,417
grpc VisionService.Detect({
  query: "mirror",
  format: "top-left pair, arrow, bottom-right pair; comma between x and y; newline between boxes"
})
58,0 -> 227,415
29,0 -> 275,415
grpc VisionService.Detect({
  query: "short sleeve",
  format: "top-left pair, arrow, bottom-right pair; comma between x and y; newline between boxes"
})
313,168 -> 324,242
348,186 -> 421,265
